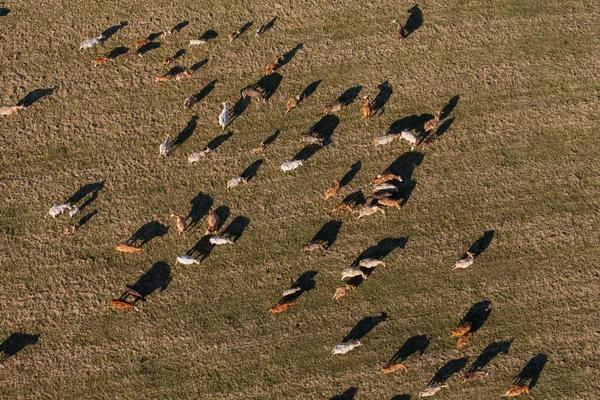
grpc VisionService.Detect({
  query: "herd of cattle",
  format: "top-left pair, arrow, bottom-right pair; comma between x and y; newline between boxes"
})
1,10 -> 543,398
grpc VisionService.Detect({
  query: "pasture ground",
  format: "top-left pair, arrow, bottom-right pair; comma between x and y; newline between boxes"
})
0,0 -> 599,398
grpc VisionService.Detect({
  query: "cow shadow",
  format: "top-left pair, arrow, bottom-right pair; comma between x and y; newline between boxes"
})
126,221 -> 168,246
279,270 -> 317,303
373,81 -> 393,115
166,65 -> 186,77
441,95 -> 460,119
199,30 -> 218,41
190,58 -> 208,73
241,160 -> 263,182
106,46 -> 129,59
213,205 -> 230,228
343,312 -> 388,342
129,261 -> 172,298
293,115 -> 340,161
337,85 -> 362,105
138,41 -> 160,55
147,32 -> 163,41
186,236 -> 214,262
206,131 -> 232,151
66,181 -> 105,210
101,21 -> 127,41
459,300 -> 492,333
347,237 -> 408,286
171,115 -> 198,152
239,21 -> 253,36
254,72 -> 282,100
390,396 -> 410,400
339,161 -> 361,187
514,354 -> 547,389
388,334 -> 430,365
429,357 -> 469,385
261,130 -> 280,149
405,5 -> 423,37
301,80 -> 321,99
172,48 -> 186,60
310,220 -> 342,249
173,21 -> 189,33
467,230 -> 495,257
193,79 -> 217,104
18,87 -> 57,108
388,113 -> 433,136
0,333 -> 40,365
423,117 -> 454,145
339,191 -> 367,209
221,216 -> 250,242
382,151 -> 424,206
330,387 -> 358,400
0,8 -> 9,16
469,340 -> 512,371
281,43 -> 303,67
78,210 -> 97,227
230,97 -> 251,123
187,192 -> 213,228
260,16 -> 277,35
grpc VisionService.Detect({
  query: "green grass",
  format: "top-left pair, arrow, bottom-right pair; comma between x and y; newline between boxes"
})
0,0 -> 599,398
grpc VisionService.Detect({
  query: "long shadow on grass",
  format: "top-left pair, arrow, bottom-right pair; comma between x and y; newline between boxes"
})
347,237 -> 408,287
458,300 -> 492,333
259,17 -> 277,36
138,41 -> 160,55
0,333 -> 40,366
388,113 -> 433,136
279,270 -> 317,303
293,115 -> 339,161
337,85 -> 362,105
468,340 -> 512,371
106,46 -> 129,59
391,396 -> 410,400
129,261 -> 171,298
309,220 -> 342,249
373,81 -> 393,115
213,205 -> 230,229
0,8 -> 9,16
126,221 -> 169,247
343,312 -> 388,342
190,58 -> 208,73
387,334 -> 430,366
199,30 -> 218,41
206,131 -> 232,151
220,216 -> 250,242
240,160 -> 263,182
173,21 -> 189,33
301,80 -> 321,99
18,87 -> 57,108
428,357 -> 469,385
514,354 -> 547,389
467,230 -> 495,257
280,43 -> 303,67
101,22 -> 127,41
187,192 -> 213,229
238,21 -> 253,36
254,72 -> 282,100
171,115 -> 198,152
190,79 -> 217,107
382,151 -> 424,206
339,161 -> 361,187
405,5 -> 423,37
66,181 -> 105,211
330,387 -> 358,400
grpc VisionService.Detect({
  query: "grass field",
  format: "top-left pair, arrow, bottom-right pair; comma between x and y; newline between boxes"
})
0,0 -> 599,398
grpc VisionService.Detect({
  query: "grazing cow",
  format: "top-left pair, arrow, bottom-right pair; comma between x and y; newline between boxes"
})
265,56 -> 283,75
332,340 -> 362,354
184,94 -> 197,109
285,95 -> 301,115
281,287 -> 301,297
159,30 -> 173,39
374,133 -> 398,146
154,75 -> 171,82
187,149 -> 211,164
453,252 -> 474,270
68,206 -> 80,218
281,160 -> 303,172
324,180 -> 340,200
241,87 -> 266,103
374,173 -> 401,184
45,203 -> 72,219
382,363 -> 409,374
64,224 -> 80,235
400,129 -> 418,150
341,267 -> 367,280
115,244 -> 143,253
269,301 -> 296,314
229,30 -> 240,43
123,52 -> 142,62
176,255 -> 200,265
79,35 -> 105,50
170,213 -> 187,234
218,102 -> 229,130
333,284 -> 355,300
323,101 -> 343,114
135,39 -> 150,48
419,383 -> 448,397
359,259 -> 385,268
392,19 -> 407,41
159,135 -> 170,157
424,110 -> 442,133
377,198 -> 401,208
92,57 -> 113,67
457,331 -> 473,348
451,324 -> 472,337
373,182 -> 398,192
301,241 -> 326,253
189,39 -> 207,47
174,69 -> 192,81
362,96 -> 372,119
463,369 -> 489,383
227,176 -> 248,189
209,236 -> 234,245
0,105 -> 26,116
332,202 -> 353,213
110,299 -> 139,311
503,385 -> 530,397
206,212 -> 220,235
357,204 -> 385,219
300,131 -> 324,146
251,143 -> 265,154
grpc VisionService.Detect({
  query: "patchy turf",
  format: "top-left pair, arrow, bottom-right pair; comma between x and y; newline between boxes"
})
0,0 -> 599,398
